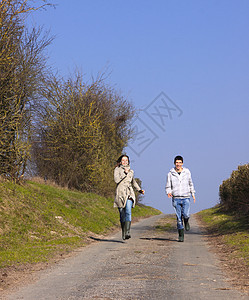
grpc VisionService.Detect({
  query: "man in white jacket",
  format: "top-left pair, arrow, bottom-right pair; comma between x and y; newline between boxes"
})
166,155 -> 196,242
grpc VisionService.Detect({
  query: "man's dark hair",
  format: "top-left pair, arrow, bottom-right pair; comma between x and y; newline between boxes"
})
174,155 -> 183,164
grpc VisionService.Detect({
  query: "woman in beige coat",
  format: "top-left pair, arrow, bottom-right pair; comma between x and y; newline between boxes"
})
114,155 -> 144,240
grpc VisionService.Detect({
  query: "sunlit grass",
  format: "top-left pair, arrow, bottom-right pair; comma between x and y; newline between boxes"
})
0,179 -> 161,268
155,215 -> 175,232
197,205 -> 249,265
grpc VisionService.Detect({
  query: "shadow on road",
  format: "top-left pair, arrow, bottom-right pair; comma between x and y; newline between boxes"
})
140,237 -> 177,242
89,236 -> 125,243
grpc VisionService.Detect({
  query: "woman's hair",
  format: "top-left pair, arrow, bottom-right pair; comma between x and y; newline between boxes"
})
116,154 -> 130,166
174,155 -> 183,164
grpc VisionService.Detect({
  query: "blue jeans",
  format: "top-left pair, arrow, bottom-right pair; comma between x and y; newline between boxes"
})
118,199 -> 133,222
172,198 -> 190,230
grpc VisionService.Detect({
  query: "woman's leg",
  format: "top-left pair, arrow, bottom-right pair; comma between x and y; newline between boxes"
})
118,207 -> 125,223
125,199 -> 133,239
125,199 -> 133,222
118,208 -> 126,240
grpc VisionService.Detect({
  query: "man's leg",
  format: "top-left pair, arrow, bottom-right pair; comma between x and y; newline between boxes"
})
182,198 -> 190,231
173,198 -> 184,242
173,199 -> 184,230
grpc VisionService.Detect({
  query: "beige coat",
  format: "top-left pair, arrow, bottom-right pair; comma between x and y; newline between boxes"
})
114,166 -> 141,208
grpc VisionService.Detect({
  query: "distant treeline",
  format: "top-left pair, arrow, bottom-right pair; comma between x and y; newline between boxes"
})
219,164 -> 249,215
0,0 -> 135,197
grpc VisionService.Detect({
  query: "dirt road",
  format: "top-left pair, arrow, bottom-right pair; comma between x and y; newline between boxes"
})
4,215 -> 248,299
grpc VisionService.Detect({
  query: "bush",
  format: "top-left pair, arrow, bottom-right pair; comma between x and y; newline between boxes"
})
219,164 -> 249,215
32,73 -> 135,197
0,0 -> 52,180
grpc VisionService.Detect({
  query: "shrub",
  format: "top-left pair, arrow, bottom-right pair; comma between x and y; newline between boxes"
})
219,164 -> 249,215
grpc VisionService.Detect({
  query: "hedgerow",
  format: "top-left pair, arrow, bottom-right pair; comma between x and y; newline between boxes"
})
219,164 -> 249,215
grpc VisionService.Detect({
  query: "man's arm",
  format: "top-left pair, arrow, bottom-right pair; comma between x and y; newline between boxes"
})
192,194 -> 196,203
188,170 -> 196,203
165,173 -> 172,198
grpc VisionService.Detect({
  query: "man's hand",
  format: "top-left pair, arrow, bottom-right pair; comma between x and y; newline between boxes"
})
193,195 -> 196,203
167,193 -> 172,198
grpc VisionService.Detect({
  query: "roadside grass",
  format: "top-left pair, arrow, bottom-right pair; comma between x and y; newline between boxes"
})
154,214 -> 176,232
197,205 -> 249,264
0,179 -> 161,268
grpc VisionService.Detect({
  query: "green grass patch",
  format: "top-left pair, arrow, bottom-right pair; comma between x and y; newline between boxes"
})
197,205 -> 249,265
0,179 -> 161,268
155,214 -> 175,232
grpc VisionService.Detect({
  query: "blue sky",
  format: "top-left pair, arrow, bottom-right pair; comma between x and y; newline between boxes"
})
29,0 -> 249,214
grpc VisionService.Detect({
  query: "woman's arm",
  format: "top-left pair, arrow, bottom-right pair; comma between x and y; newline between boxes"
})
131,176 -> 145,194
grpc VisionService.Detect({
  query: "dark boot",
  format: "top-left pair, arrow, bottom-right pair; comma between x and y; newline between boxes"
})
184,218 -> 190,231
125,221 -> 131,239
178,229 -> 184,242
121,222 -> 126,240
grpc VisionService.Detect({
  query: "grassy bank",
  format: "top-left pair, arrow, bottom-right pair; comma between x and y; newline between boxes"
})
0,179 -> 161,268
196,205 -> 249,264
155,207 -> 249,292
196,205 -> 249,292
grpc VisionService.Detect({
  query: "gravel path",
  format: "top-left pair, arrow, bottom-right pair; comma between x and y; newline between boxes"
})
4,214 -> 248,299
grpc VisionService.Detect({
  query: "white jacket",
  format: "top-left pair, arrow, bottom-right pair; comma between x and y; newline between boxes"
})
166,167 -> 195,199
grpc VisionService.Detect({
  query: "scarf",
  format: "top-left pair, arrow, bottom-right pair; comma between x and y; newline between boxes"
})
120,164 -> 130,172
